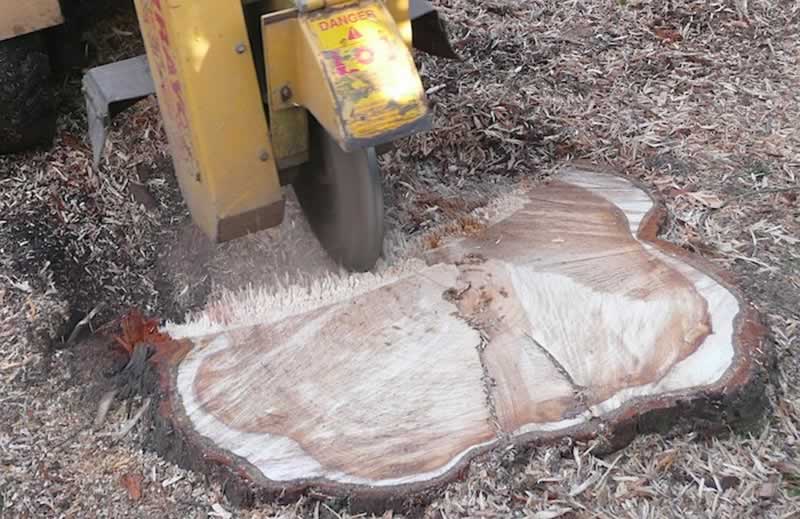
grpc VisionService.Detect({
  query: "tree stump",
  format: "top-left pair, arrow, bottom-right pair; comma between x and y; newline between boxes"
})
144,164 -> 767,512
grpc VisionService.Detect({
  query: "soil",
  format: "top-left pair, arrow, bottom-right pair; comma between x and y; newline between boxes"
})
0,32 -> 56,154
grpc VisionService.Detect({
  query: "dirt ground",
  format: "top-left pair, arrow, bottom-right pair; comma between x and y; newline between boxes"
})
1,1 -> 799,518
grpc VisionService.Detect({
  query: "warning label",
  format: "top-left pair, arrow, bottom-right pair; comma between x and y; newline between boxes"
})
305,1 -> 427,141
347,27 -> 362,40
310,5 -> 391,75
317,9 -> 376,31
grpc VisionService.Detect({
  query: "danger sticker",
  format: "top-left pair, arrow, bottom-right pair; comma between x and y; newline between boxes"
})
317,9 -> 376,31
304,2 -> 426,141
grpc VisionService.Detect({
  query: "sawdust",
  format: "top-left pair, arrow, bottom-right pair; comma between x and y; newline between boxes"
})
1,0 -> 799,518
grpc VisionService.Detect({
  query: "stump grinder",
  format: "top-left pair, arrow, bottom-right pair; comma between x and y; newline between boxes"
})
0,0 -> 458,272
86,0 -> 459,272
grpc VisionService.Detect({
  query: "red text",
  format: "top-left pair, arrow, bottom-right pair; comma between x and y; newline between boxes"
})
318,10 -> 376,31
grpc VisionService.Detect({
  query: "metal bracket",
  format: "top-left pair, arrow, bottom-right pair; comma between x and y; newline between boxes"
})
82,55 -> 155,167
410,0 -> 460,60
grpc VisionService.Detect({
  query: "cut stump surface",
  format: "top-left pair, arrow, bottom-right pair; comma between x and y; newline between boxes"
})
146,165 -> 766,510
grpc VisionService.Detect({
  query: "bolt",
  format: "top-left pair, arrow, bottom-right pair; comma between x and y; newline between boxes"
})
280,85 -> 293,102
259,150 -> 270,162
235,43 -> 246,54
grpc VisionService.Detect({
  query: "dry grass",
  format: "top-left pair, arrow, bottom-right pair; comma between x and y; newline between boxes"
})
1,0 -> 799,518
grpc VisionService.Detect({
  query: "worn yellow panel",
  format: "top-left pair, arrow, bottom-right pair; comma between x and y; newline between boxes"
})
133,0 -> 283,242
263,10 -> 344,148
260,10 -> 311,167
304,1 -> 428,143
0,0 -> 63,41
384,0 -> 412,49
263,0 -> 429,152
270,108 -> 310,168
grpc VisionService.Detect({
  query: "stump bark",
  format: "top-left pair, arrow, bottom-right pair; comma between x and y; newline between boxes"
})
142,164 -> 768,512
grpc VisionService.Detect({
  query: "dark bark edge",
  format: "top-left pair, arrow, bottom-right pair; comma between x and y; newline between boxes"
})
139,161 -> 771,515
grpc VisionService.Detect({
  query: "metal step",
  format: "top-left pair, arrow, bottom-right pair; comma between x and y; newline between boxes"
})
83,54 -> 155,166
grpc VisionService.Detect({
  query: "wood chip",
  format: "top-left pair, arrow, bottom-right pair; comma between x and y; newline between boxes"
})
533,508 -> 572,519
119,473 -> 143,501
758,478 -> 780,499
93,389 -> 118,430
210,503 -> 232,519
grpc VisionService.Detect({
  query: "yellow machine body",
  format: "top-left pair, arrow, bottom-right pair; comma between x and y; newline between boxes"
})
0,0 -> 63,41
262,0 -> 430,162
130,0 -> 432,243
132,0 -> 285,242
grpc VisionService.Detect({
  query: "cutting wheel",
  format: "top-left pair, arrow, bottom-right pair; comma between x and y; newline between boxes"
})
293,120 -> 384,272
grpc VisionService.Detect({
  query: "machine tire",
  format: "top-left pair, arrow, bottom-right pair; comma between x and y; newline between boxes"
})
0,32 -> 57,155
293,119 -> 384,272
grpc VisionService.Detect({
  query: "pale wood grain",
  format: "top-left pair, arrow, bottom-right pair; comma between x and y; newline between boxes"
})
165,166 -> 745,492
177,264 -> 497,485
426,173 -> 730,434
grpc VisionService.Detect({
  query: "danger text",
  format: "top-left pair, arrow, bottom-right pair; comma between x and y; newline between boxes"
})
318,10 -> 376,31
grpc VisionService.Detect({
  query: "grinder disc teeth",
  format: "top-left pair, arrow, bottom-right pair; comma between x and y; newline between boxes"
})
293,120 -> 384,273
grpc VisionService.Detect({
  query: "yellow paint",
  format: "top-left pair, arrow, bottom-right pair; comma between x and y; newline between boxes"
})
261,12 -> 312,166
271,108 -> 310,168
300,0 -> 326,11
0,0 -> 63,41
132,0 -> 283,242
384,0 -> 412,49
305,2 -> 427,141
189,35 -> 211,73
263,0 -> 428,150
299,0 -> 355,11
264,11 -> 344,145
